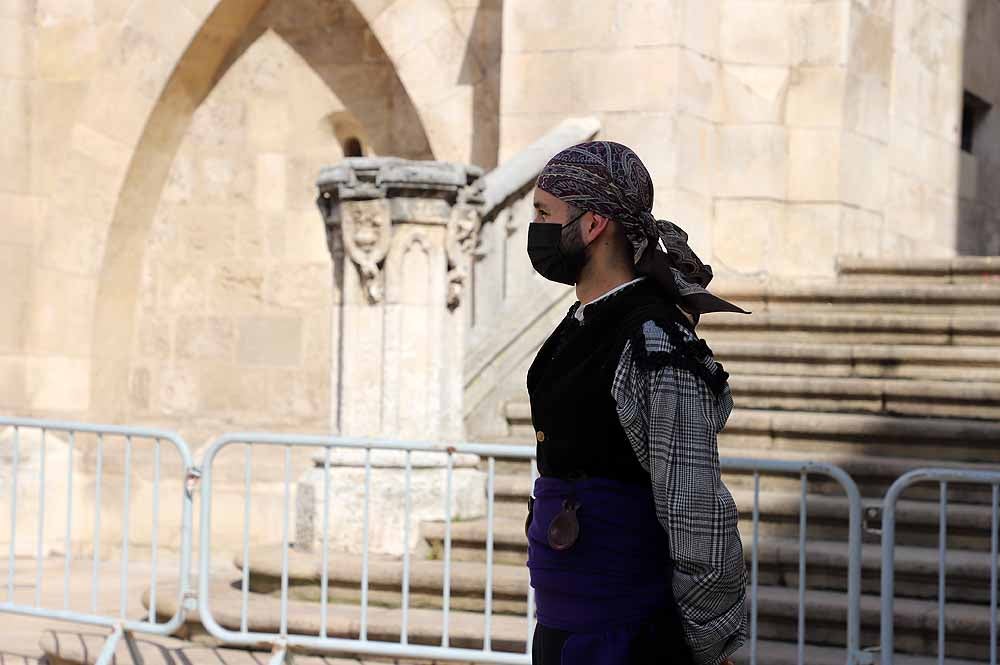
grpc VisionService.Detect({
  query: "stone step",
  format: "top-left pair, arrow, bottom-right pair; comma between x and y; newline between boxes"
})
726,375 -> 1000,420
731,642 -> 979,665
149,578 -> 529,653
717,450 -> 1000,504
713,280 -> 1000,315
239,546 -> 530,614
719,409 -> 1000,464
147,577 -> 995,662
836,257 -> 1000,284
486,377 -> 1000,422
755,585 -> 993,661
487,450 -> 1000,507
711,341 -> 1000,382
242,537 -> 998,607
697,311 -> 1000,346
504,404 -> 1000,464
423,477 -> 997,553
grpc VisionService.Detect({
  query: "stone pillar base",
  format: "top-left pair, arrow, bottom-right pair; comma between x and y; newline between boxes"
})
295,449 -> 486,556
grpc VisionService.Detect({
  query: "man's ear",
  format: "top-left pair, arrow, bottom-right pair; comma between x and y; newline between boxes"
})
589,213 -> 612,239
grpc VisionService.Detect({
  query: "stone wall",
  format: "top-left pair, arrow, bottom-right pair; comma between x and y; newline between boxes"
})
499,0 -> 979,279
0,0 -> 501,427
1,0 -> 998,430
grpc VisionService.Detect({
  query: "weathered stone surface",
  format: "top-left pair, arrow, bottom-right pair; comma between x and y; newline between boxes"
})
712,200 -> 782,275
0,427 -> 79,556
715,125 -> 788,199
296,463 -> 486,557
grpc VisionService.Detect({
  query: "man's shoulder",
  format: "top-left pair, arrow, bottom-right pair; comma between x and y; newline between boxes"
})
628,317 -> 690,354
624,314 -> 730,394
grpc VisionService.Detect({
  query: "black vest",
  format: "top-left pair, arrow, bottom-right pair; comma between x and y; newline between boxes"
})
527,279 -> 695,484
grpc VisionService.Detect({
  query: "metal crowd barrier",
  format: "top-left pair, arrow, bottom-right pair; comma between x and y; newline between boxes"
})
0,416 -> 196,665
723,458 -> 864,665
0,417 -> 867,665
195,436 -> 864,665
880,468 -> 1000,665
197,433 -> 538,665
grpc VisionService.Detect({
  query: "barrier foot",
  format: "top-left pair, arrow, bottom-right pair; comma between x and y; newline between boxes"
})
268,640 -> 292,665
124,629 -> 145,665
94,624 -> 124,665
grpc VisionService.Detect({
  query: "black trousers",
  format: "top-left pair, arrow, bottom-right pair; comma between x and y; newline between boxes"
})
530,606 -> 693,665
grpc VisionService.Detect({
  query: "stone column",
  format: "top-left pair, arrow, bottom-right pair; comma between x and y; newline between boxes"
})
316,158 -> 484,442
297,159 -> 486,555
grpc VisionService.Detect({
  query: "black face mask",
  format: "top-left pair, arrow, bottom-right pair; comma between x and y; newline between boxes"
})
527,212 -> 589,285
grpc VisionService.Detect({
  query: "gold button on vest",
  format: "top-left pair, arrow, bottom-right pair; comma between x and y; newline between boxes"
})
536,430 -> 545,443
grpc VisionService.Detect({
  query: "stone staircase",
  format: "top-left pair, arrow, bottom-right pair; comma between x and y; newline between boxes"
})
138,258 -> 1000,665
479,258 -> 1000,661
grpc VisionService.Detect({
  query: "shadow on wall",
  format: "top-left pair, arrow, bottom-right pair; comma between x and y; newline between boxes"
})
957,0 -> 1000,256
957,90 -> 1000,255
459,0 -> 503,171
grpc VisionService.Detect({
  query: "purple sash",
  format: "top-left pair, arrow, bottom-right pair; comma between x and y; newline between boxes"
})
527,475 -> 676,663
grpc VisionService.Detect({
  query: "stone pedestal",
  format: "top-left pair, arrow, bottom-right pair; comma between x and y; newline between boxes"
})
302,158 -> 487,555
316,158 -> 484,442
295,449 -> 485,556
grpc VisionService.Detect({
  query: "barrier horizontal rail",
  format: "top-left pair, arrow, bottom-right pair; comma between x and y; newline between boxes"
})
0,416 -> 195,665
880,468 -> 1000,665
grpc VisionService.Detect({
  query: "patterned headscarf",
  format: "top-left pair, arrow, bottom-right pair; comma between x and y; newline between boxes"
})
536,141 -> 747,316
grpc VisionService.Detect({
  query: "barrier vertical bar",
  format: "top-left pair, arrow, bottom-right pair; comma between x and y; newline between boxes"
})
35,428 -> 46,608
483,456 -> 496,652
320,445 -> 331,639
441,450 -> 454,647
63,430 -> 74,609
240,445 -> 252,633
798,472 -> 807,665
401,450 -> 412,645
7,426 -> 18,602
91,433 -> 104,614
938,481 -> 947,665
279,445 -> 291,637
360,447 -> 371,641
991,484 -> 998,665
751,471 -> 760,665
120,435 -> 133,619
148,438 -> 160,624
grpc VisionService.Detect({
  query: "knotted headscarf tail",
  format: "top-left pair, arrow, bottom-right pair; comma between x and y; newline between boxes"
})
536,141 -> 749,317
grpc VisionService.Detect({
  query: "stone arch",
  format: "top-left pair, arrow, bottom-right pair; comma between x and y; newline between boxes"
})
82,0 -> 437,424
22,0 -> 492,421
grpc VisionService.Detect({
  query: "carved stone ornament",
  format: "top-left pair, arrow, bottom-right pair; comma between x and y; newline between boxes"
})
341,199 -> 393,304
446,200 -> 481,309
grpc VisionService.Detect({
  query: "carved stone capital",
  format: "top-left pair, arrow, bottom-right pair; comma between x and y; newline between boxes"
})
316,157 -> 484,309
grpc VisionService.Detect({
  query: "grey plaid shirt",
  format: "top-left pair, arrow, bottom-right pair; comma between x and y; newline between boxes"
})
576,281 -> 749,664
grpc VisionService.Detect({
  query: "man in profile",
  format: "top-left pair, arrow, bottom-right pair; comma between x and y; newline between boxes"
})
523,141 -> 748,664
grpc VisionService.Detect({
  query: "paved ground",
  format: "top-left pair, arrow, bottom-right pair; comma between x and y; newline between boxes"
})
0,555 -> 223,664
0,556 -> 480,665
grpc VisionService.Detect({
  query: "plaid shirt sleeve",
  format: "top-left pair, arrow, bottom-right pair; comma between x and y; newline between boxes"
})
613,319 -> 749,665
